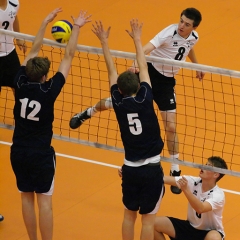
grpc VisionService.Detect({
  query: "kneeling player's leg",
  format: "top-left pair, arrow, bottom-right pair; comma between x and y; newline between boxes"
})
204,230 -> 223,240
154,216 -> 175,240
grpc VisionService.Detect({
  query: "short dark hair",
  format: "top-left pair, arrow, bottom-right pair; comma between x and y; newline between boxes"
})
208,156 -> 228,182
181,8 -> 202,27
117,71 -> 139,96
25,57 -> 51,82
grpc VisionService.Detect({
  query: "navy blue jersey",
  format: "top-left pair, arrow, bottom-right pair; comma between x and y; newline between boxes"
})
111,82 -> 164,161
12,66 -> 65,147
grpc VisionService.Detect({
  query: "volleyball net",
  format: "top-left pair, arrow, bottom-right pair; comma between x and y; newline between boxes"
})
1,29 -> 240,177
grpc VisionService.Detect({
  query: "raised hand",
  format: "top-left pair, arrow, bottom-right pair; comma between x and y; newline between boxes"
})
92,21 -> 111,42
128,64 -> 140,73
126,19 -> 143,40
71,10 -> 92,28
44,7 -> 63,24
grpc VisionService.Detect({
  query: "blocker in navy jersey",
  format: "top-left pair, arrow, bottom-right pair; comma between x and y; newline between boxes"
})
12,66 -> 65,148
8,7 -> 90,238
111,81 -> 164,161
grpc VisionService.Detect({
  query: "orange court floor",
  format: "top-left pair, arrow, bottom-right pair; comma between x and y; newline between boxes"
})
1,0 -> 240,239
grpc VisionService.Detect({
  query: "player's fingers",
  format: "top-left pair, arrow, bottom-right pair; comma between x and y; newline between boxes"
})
125,29 -> 132,36
128,67 -> 135,73
85,14 -> 92,21
91,29 -> 97,35
79,10 -> 87,16
52,7 -> 62,15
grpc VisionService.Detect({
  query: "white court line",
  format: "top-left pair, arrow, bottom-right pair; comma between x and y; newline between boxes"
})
56,152 -> 120,169
1,140 -> 240,196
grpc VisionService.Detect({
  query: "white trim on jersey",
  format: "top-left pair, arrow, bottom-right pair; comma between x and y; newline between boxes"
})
124,154 -> 160,167
175,175 -> 225,237
0,0 -> 19,56
149,24 -> 199,77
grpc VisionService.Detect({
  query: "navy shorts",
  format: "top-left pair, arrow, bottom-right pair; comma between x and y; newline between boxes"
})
168,217 -> 224,240
0,48 -> 20,90
10,145 -> 56,194
122,163 -> 164,214
147,62 -> 176,111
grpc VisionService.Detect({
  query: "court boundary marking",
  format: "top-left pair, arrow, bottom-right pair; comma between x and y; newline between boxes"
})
1,140 -> 240,196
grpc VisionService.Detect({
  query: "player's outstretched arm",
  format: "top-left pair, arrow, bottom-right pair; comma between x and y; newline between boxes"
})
126,19 -> 151,86
22,8 -> 62,66
92,21 -> 118,88
58,10 -> 92,79
163,176 -> 178,186
188,48 -> 205,81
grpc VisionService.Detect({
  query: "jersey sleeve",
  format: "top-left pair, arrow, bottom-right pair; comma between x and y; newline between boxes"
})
137,82 -> 152,100
111,84 -> 121,104
13,66 -> 27,88
205,190 -> 225,211
150,24 -> 176,48
46,72 -> 65,100
140,81 -> 151,89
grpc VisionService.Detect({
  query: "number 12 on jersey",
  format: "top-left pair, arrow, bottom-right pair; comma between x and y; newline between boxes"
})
19,98 -> 41,121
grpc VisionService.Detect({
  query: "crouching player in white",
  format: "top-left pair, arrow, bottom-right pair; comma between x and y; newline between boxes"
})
154,156 -> 228,240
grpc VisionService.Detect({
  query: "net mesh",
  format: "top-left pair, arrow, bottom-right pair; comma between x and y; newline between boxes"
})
1,29 -> 240,176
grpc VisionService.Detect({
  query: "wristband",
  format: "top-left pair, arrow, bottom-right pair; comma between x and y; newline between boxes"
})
73,24 -> 81,28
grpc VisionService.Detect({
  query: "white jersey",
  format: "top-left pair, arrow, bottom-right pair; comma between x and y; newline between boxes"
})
175,175 -> 225,237
149,24 -> 199,77
0,0 -> 19,56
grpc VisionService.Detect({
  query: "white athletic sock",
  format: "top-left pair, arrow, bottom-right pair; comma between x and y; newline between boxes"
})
170,154 -> 180,172
87,106 -> 98,117
171,164 -> 179,172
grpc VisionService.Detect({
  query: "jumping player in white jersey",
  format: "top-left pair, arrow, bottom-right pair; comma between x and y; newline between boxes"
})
0,0 -> 27,92
10,8 -> 91,240
69,8 -> 204,195
154,156 -> 227,240
92,19 -> 164,240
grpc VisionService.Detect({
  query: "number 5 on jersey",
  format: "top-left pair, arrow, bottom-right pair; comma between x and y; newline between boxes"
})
127,113 -> 142,135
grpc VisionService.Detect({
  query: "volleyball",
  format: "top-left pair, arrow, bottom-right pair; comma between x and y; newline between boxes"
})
51,20 -> 73,43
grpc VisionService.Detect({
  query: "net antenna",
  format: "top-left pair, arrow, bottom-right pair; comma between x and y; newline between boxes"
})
1,29 -> 240,177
